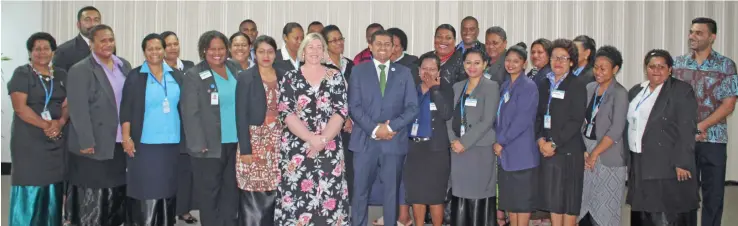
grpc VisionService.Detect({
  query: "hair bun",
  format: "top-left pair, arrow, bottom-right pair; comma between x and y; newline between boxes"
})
515,42 -> 527,49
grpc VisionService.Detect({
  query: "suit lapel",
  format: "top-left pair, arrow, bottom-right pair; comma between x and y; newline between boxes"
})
382,63 -> 400,99
90,58 -> 117,107
75,35 -> 90,54
643,79 -> 671,135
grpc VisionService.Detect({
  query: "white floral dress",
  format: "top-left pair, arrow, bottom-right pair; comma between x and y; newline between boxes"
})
275,68 -> 350,226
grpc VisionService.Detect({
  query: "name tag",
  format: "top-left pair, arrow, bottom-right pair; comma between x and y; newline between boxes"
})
460,125 -> 466,136
544,114 -> 552,129
552,90 -> 565,99
210,92 -> 219,105
483,74 -> 491,80
199,71 -> 213,80
586,123 -> 593,137
411,123 -> 419,136
41,110 -> 52,121
503,92 -> 510,103
465,98 -> 478,107
162,98 -> 171,113
429,103 -> 437,111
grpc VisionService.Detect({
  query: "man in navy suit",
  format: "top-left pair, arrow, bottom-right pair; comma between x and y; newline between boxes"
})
349,30 -> 419,226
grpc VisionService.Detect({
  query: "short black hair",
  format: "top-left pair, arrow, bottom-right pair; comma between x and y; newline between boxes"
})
240,19 -> 256,28
418,51 -> 441,71
26,32 -> 57,53
89,24 -> 113,42
573,35 -> 596,68
551,38 -> 579,68
461,16 -> 479,26
531,38 -> 553,57
435,24 -> 456,40
160,31 -> 178,40
229,32 -> 251,46
386,28 -> 408,51
463,48 -> 490,63
252,35 -> 278,53
370,30 -> 393,44
692,17 -> 717,34
321,25 -> 342,41
282,22 -> 303,37
644,49 -> 674,69
485,26 -> 507,41
506,42 -> 528,61
77,6 -> 100,22
595,45 -> 623,71
366,23 -> 384,32
308,21 -> 323,28
197,30 -> 229,60
141,33 -> 165,52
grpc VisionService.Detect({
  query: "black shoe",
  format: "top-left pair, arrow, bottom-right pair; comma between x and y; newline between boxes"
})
178,215 -> 199,224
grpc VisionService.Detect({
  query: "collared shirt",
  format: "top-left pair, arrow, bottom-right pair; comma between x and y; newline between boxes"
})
80,34 -> 90,46
91,53 -> 126,142
673,50 -> 738,143
353,48 -> 373,65
409,85 -> 432,138
455,40 -> 485,55
573,66 -> 585,76
213,68 -> 239,143
393,53 -> 405,63
327,56 -> 349,75
373,58 -> 391,81
175,58 -> 185,70
280,45 -> 300,70
140,62 -> 181,144
627,81 -> 663,153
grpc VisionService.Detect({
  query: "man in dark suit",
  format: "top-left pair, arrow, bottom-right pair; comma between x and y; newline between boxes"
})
349,30 -> 419,226
53,6 -> 101,72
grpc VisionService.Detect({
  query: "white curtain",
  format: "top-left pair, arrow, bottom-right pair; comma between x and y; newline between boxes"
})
23,1 -> 738,180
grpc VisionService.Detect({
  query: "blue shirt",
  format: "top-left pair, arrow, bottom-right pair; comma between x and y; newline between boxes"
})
573,66 -> 585,76
140,62 -> 181,144
409,85 -> 433,138
213,68 -> 239,143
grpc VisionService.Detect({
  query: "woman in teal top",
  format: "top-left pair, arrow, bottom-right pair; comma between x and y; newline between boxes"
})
181,30 -> 244,226
120,33 -> 185,225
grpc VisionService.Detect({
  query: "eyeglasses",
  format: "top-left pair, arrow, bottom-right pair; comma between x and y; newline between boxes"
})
551,56 -> 570,62
328,37 -> 345,44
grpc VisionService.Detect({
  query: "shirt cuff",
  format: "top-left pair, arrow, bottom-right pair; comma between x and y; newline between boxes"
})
371,125 -> 379,139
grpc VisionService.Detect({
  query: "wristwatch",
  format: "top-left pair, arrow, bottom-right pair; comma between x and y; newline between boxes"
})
550,141 -> 557,149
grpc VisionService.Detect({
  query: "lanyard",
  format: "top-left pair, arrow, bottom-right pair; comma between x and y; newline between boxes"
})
635,86 -> 655,111
30,65 -> 54,111
589,84 -> 608,123
497,81 -> 514,124
546,74 -> 567,115
149,72 -> 168,97
459,81 -> 470,125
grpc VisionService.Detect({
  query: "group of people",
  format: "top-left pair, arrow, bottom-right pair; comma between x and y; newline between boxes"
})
7,5 -> 736,226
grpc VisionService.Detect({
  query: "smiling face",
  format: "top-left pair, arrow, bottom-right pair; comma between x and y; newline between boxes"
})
30,40 -> 54,66
230,35 -> 250,63
460,19 -> 479,46
688,23 -> 715,52
144,39 -> 164,65
325,30 -> 345,56
463,52 -> 488,78
303,38 -> 324,65
255,42 -> 276,68
370,34 -> 393,63
91,28 -> 115,59
530,43 -> 549,69
240,22 -> 258,41
205,38 -> 227,67
163,35 -> 180,61
593,56 -> 618,85
485,33 -> 507,60
550,48 -> 573,76
284,27 -> 304,53
434,29 -> 455,56
645,56 -> 671,86
504,51 -> 526,75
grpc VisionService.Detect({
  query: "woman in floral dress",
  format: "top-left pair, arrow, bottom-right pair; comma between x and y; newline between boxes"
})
275,33 -> 350,226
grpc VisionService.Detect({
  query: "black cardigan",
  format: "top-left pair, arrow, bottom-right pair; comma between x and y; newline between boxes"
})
119,65 -> 187,153
235,66 -> 287,155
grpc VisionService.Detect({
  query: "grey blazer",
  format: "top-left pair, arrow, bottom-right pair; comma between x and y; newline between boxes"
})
181,60 -> 243,158
447,78 -> 500,148
66,56 -> 132,160
584,81 -> 628,167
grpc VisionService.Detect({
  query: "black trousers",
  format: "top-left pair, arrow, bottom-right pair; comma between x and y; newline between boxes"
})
191,143 -> 238,226
696,142 -> 726,226
125,197 -> 176,226
631,210 -> 697,226
451,196 -> 497,226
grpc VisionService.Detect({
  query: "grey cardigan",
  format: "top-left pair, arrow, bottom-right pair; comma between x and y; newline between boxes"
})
584,81 -> 629,167
447,78 -> 500,148
181,60 -> 243,158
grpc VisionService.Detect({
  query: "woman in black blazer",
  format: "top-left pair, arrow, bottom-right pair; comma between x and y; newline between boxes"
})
120,33 -> 184,226
534,39 -> 588,226
387,27 -> 419,80
626,49 -> 699,226
161,30 -> 198,224
572,35 -> 596,83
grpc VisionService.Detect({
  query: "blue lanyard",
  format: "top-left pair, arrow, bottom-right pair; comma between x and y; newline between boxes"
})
31,65 -> 54,111
589,84 -> 608,123
460,81 -> 470,125
150,72 -> 168,97
635,86 -> 655,111
546,74 -> 567,115
497,81 -> 514,124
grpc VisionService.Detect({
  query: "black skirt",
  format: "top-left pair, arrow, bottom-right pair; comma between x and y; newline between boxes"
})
238,190 -> 277,226
65,184 -> 126,226
535,151 -> 584,215
626,152 -> 699,213
66,143 -> 127,189
126,144 -> 179,200
498,166 -> 537,213
404,140 -> 450,205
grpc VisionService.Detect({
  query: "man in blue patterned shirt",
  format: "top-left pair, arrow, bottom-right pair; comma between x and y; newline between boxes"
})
673,17 -> 737,226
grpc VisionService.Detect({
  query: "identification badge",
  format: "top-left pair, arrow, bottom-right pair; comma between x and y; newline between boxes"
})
210,92 -> 219,105
544,114 -> 552,129
504,92 -> 510,103
629,116 -> 637,131
586,123 -> 593,137
411,123 -> 419,136
552,90 -> 566,99
592,107 -> 599,118
429,103 -> 437,111
162,98 -> 171,113
460,125 -> 466,136
41,110 -> 52,121
199,71 -> 213,80
465,98 -> 478,107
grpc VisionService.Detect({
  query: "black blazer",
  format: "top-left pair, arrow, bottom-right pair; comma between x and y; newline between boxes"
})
394,54 -> 421,85
625,77 -> 697,179
119,66 -> 187,153
534,73 -> 588,154
53,35 -> 91,72
182,60 -> 195,72
577,66 -> 595,84
324,57 -> 355,81
421,79 -> 454,151
235,66 -> 286,155
274,49 -> 301,71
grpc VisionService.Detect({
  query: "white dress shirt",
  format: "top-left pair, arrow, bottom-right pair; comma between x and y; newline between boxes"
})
280,45 -> 300,70
627,81 -> 663,153
80,34 -> 90,46
371,58 -> 394,139
176,58 -> 185,71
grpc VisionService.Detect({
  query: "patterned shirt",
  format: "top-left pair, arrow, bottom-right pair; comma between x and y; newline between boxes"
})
673,50 -> 738,143
353,48 -> 373,65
